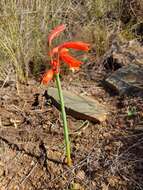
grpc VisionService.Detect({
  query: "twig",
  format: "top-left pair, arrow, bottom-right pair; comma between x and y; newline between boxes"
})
0,70 -> 10,90
69,120 -> 89,135
20,162 -> 38,185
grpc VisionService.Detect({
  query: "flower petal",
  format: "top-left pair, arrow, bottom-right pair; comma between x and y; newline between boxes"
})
48,24 -> 66,45
49,41 -> 90,57
51,60 -> 60,74
60,48 -> 82,70
60,41 -> 90,51
41,69 -> 54,84
49,45 -> 60,57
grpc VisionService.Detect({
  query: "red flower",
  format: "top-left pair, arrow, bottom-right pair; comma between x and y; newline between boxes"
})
41,60 -> 59,84
48,24 -> 66,46
50,42 -> 90,57
59,48 -> 82,70
52,60 -> 60,74
60,41 -> 90,51
42,24 -> 90,84
49,45 -> 60,57
41,69 -> 54,84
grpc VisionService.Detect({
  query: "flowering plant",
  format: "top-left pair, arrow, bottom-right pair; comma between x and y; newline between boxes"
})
42,24 -> 90,166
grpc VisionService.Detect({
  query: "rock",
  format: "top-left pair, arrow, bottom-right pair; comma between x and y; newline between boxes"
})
102,39 -> 143,71
90,39 -> 143,81
46,87 -> 109,122
104,64 -> 143,96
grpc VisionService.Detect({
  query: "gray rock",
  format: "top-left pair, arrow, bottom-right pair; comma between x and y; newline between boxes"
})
47,87 -> 109,122
105,64 -> 143,96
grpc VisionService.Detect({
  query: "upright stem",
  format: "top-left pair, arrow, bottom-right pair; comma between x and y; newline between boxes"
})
55,73 -> 72,166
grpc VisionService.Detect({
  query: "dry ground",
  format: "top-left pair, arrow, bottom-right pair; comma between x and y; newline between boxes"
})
0,61 -> 143,190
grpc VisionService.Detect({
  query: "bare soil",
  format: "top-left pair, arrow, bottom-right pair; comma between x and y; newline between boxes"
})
0,62 -> 143,190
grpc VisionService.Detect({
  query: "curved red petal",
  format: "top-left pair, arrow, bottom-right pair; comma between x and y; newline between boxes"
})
49,45 -> 60,57
60,41 -> 90,51
49,41 -> 90,58
41,69 -> 54,84
48,24 -> 66,45
60,48 -> 82,70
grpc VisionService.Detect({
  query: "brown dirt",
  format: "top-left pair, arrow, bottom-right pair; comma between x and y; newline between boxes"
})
0,61 -> 143,190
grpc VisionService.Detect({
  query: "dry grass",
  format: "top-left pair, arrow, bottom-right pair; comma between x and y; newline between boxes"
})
0,0 -> 142,82
0,0 -> 119,82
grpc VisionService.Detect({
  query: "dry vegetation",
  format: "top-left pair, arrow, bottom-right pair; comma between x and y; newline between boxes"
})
0,0 -> 142,82
0,0 -> 143,190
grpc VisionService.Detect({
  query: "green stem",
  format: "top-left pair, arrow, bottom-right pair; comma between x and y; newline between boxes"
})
55,73 -> 72,166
